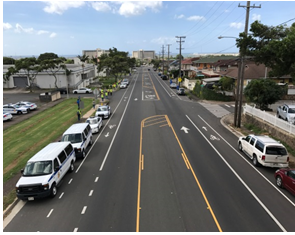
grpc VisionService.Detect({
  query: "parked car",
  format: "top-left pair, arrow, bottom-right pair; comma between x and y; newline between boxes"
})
122,78 -> 129,85
86,116 -> 102,134
238,135 -> 289,167
158,72 -> 162,76
120,82 -> 128,89
177,88 -> 185,95
275,168 -> 295,196
15,101 -> 37,111
95,105 -> 111,119
3,104 -> 29,115
73,87 -> 92,94
277,104 -> 295,124
170,83 -> 177,89
3,112 -> 13,121
54,88 -> 68,94
161,75 -> 168,80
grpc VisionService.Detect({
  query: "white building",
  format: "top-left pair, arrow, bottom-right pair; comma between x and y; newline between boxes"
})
132,50 -> 155,60
3,63 -> 97,90
82,48 -> 110,59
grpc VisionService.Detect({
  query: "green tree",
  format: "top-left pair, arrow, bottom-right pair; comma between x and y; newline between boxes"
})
219,76 -> 234,91
5,57 -> 43,92
3,57 -> 15,65
176,54 -> 184,60
38,52 -> 59,62
236,21 -> 295,79
98,47 -> 130,82
244,79 -> 285,110
39,56 -> 66,88
151,59 -> 161,69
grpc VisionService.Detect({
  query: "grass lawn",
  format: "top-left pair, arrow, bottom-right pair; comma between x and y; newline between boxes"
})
3,98 -> 92,184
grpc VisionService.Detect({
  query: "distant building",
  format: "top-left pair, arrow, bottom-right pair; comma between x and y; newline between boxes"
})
83,48 -> 110,59
132,50 -> 155,60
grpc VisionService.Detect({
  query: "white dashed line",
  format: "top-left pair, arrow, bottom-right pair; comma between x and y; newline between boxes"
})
68,179 -> 73,184
59,192 -> 64,199
74,228 -> 78,232
47,209 -> 53,218
95,177 -> 99,182
89,190 -> 93,196
81,206 -> 87,214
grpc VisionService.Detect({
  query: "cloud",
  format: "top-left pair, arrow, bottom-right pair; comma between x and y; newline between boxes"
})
3,23 -> 12,30
43,1 -> 85,15
15,23 -> 34,33
118,1 -> 162,17
91,2 -> 111,12
50,32 -> 57,38
187,15 -> 205,21
230,22 -> 244,29
37,30 -> 49,35
252,13 -> 261,21
174,14 -> 185,19
151,36 -> 175,45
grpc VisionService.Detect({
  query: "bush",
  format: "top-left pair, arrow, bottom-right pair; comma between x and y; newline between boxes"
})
193,84 -> 232,101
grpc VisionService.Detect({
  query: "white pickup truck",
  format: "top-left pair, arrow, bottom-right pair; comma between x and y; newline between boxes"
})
277,104 -> 295,124
238,135 -> 289,168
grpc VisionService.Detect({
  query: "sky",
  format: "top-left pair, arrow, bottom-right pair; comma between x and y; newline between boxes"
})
2,1 -> 295,57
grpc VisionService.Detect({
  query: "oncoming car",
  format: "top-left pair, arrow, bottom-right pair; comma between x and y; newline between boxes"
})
120,82 -> 128,89
95,105 -> 111,119
86,116 -> 102,134
3,112 -> 13,121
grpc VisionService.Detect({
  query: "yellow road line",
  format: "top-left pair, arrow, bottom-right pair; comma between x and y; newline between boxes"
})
181,153 -> 190,169
148,73 -> 160,100
144,120 -> 167,128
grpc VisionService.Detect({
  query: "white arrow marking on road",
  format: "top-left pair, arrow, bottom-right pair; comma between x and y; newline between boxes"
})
210,135 -> 220,141
105,132 -> 109,137
109,125 -> 116,129
181,126 -> 190,133
202,126 -> 207,131
134,98 -> 138,101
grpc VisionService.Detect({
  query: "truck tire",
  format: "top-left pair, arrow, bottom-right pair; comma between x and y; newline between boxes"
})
252,155 -> 260,167
276,176 -> 283,188
238,142 -> 243,151
69,161 -> 74,173
50,183 -> 57,198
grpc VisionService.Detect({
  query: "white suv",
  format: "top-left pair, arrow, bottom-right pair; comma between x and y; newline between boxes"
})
238,135 -> 289,167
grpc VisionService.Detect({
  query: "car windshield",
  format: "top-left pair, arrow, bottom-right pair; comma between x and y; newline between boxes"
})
23,161 -> 52,176
62,133 -> 82,143
87,119 -> 97,124
98,107 -> 107,111
266,146 -> 287,155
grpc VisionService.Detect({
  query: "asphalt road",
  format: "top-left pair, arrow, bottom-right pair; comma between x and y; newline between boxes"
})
4,67 -> 295,232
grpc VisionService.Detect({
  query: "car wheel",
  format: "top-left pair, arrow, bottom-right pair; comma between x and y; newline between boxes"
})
90,137 -> 93,145
82,150 -> 86,158
276,176 -> 283,188
69,161 -> 74,173
238,142 -> 243,151
74,91 -> 77,94
252,155 -> 260,167
17,111 -> 22,115
86,91 -> 89,94
50,183 -> 57,198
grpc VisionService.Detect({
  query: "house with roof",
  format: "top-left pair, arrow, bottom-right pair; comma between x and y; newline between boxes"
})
180,57 -> 200,78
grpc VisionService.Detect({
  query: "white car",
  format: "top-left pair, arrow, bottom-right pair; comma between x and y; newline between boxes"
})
95,105 -> 111,119
15,101 -> 37,111
120,82 -> 128,89
3,104 -> 29,114
3,112 -> 13,121
73,87 -> 92,94
86,116 -> 102,134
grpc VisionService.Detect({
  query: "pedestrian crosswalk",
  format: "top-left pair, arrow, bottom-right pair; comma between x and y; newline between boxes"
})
199,103 -> 235,118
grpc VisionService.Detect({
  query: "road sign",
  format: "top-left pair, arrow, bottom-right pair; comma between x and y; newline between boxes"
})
178,77 -> 182,82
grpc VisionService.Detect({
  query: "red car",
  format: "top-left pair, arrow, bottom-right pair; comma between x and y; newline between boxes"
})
275,168 -> 295,196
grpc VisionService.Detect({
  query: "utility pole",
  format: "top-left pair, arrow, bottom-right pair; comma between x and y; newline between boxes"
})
235,1 -> 261,127
176,36 -> 186,86
167,44 -> 172,77
161,45 -> 165,73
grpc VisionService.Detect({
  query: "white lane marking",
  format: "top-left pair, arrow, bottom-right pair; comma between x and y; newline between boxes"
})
224,104 -> 230,108
105,132 -> 109,137
81,206 -> 87,214
180,126 -> 190,133
186,115 -> 287,232
47,209 -> 53,218
198,115 -> 295,207
95,177 -> 99,182
99,73 -> 139,171
75,74 -> 139,173
74,228 -> 78,232
89,190 -> 93,196
59,192 -> 64,199
68,179 -> 73,184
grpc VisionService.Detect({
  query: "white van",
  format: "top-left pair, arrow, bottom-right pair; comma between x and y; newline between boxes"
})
61,123 -> 93,158
16,142 -> 76,200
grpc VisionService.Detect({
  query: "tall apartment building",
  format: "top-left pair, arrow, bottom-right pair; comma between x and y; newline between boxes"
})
132,50 -> 155,60
82,48 -> 110,58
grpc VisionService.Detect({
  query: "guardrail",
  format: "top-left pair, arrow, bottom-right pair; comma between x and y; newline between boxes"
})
243,104 -> 295,135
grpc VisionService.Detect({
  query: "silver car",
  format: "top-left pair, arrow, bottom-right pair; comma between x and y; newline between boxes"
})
15,101 -> 37,110
95,105 -> 111,119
